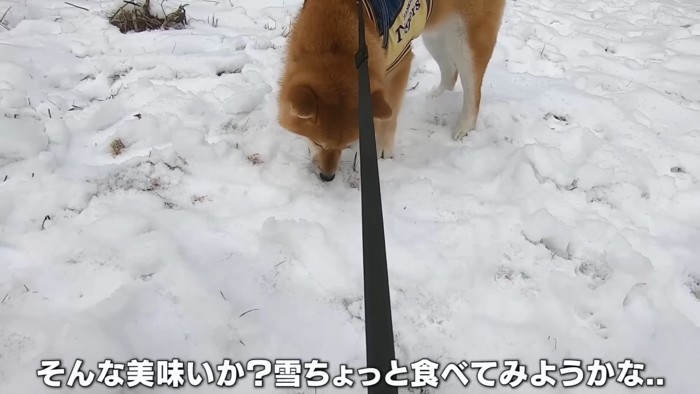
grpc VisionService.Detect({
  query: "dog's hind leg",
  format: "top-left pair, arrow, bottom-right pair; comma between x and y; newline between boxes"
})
452,22 -> 478,140
422,29 -> 458,98
423,16 -> 481,140
451,12 -> 503,140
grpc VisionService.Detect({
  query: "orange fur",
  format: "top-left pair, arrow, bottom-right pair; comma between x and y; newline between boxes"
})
278,0 -> 506,180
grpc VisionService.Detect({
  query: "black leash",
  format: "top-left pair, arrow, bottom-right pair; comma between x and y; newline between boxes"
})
354,1 -> 398,393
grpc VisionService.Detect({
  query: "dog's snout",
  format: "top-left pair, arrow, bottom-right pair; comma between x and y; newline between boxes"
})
319,172 -> 336,182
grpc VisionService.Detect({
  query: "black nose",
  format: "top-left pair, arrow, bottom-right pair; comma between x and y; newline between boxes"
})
319,172 -> 335,182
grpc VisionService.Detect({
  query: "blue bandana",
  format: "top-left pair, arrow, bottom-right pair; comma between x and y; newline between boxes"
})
364,0 -> 404,48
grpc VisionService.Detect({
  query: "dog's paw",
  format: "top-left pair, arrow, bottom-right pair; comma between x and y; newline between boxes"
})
453,127 -> 471,141
453,116 -> 477,141
377,145 -> 395,159
428,85 -> 447,98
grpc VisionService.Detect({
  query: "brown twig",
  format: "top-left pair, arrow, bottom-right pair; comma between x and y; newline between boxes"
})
0,6 -> 11,30
41,215 -> 51,230
65,2 -> 89,11
239,308 -> 259,318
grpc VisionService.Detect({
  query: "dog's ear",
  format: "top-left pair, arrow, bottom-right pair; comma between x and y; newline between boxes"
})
371,90 -> 392,120
288,85 -> 317,119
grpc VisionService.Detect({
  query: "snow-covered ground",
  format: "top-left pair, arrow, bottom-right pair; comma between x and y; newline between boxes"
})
1,0 -> 700,392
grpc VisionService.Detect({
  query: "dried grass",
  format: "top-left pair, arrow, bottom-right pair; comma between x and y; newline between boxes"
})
110,139 -> 126,156
109,0 -> 187,34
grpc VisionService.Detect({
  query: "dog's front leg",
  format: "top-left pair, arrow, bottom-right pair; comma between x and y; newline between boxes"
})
375,118 -> 396,159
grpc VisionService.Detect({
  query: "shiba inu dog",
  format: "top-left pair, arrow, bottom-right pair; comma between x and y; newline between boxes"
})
278,0 -> 506,181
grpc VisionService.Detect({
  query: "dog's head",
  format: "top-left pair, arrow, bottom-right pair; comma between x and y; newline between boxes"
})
278,58 -> 391,182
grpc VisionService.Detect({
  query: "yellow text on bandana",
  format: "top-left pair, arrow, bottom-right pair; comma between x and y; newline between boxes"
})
385,0 -> 433,73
